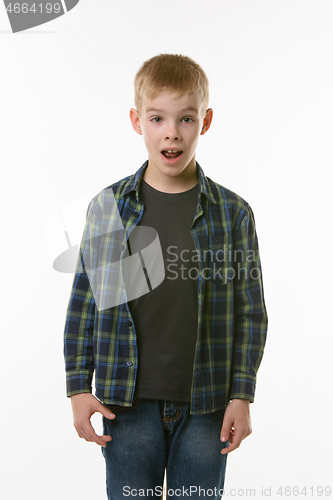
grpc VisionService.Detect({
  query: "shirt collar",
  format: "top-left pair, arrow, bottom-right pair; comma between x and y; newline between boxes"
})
122,160 -> 217,205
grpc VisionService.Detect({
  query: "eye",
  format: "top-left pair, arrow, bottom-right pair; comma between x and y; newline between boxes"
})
151,117 -> 162,123
182,117 -> 194,123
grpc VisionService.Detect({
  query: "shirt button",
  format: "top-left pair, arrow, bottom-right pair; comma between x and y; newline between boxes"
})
126,361 -> 133,367
128,321 -> 132,327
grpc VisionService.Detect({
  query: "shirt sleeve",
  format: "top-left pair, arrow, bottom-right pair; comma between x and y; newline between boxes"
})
63,200 -> 98,397
229,204 -> 268,402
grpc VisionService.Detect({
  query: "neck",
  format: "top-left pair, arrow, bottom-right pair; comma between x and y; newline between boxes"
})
143,158 -> 199,193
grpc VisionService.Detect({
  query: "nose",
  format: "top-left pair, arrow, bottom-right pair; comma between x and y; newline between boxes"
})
165,121 -> 181,141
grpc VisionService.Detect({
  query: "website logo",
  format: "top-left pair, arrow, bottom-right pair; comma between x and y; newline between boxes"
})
3,0 -> 80,33
45,191 -> 165,311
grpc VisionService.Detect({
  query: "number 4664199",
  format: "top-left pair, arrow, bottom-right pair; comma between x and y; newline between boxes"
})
6,3 -> 61,14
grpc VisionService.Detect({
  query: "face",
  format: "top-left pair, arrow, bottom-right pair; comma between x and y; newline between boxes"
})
130,91 -> 213,184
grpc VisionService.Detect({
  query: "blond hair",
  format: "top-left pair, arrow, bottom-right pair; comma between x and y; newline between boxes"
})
134,53 -> 209,116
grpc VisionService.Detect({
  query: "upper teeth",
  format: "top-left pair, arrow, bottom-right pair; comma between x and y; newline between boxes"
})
166,150 -> 180,153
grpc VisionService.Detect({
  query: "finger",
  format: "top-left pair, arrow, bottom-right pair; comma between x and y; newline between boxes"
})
78,427 -> 111,445
228,430 -> 235,445
220,424 -> 232,442
88,431 -> 110,447
221,435 -> 242,454
100,435 -> 112,444
76,426 -> 93,442
220,410 -> 235,442
74,423 -> 91,441
99,406 -> 116,420
76,419 -> 101,444
83,421 -> 111,447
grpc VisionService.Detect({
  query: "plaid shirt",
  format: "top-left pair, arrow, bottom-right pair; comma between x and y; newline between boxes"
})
64,160 -> 268,415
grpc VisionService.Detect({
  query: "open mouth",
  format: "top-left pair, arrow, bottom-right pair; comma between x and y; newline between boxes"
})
162,150 -> 183,159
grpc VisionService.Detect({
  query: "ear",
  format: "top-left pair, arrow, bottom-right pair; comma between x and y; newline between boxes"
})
200,108 -> 213,136
129,108 -> 143,135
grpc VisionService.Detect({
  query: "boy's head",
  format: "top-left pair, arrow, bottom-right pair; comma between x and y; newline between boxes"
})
133,53 -> 209,118
130,54 -> 213,188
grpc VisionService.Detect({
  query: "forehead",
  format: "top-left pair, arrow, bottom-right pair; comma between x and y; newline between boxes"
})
143,91 -> 201,114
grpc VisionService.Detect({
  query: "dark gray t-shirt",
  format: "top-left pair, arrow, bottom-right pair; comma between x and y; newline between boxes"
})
127,179 -> 199,402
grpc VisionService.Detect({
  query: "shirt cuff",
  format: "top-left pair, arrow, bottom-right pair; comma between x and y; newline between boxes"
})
229,372 -> 256,403
66,370 -> 93,397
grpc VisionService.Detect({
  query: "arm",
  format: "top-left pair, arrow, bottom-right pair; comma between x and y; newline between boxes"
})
64,201 -> 115,446
63,200 -> 97,397
221,205 -> 268,453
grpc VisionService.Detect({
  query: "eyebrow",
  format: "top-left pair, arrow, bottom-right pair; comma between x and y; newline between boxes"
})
145,107 -> 199,114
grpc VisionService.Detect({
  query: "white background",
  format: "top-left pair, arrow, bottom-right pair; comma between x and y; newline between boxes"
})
1,0 -> 332,499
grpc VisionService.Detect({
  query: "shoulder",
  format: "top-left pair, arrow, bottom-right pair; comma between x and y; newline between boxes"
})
85,172 -> 134,220
206,175 -> 254,229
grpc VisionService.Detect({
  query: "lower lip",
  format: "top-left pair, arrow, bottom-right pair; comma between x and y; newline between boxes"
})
160,152 -> 183,165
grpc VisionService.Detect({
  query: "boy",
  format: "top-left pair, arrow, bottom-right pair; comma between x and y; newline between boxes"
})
64,53 -> 268,499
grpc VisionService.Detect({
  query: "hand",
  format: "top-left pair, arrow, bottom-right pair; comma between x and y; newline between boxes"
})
70,393 -> 116,447
220,399 -> 252,454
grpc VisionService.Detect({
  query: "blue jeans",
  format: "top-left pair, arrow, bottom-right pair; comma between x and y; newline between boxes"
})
101,398 -> 229,499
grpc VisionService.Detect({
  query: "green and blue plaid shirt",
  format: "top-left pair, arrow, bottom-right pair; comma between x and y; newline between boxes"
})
64,160 -> 268,415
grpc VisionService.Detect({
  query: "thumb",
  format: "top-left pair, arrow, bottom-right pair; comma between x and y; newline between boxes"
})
98,403 -> 116,420
220,413 -> 233,442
